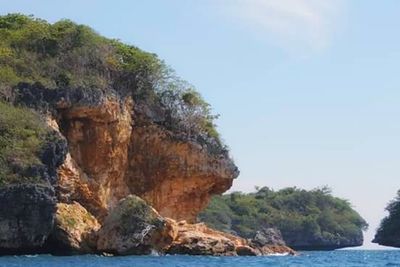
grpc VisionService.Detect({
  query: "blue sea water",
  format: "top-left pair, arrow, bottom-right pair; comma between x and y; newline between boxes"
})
0,250 -> 399,267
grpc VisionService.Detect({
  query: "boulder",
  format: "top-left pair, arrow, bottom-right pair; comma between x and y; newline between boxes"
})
97,195 -> 166,255
235,245 -> 260,256
251,228 -> 286,247
165,220 -> 242,256
49,202 -> 100,254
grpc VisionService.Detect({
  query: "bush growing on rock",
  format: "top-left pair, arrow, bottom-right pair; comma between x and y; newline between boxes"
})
0,101 -> 48,185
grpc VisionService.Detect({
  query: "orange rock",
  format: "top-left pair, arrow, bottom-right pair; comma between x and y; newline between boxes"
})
55,97 -> 238,223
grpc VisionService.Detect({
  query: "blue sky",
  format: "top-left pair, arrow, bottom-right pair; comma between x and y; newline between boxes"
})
2,0 -> 400,249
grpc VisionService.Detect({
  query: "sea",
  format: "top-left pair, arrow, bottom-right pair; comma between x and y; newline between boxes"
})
0,250 -> 399,267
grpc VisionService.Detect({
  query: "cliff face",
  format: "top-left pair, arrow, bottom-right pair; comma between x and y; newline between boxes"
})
0,83 -> 240,255
50,90 -> 238,223
126,123 -> 237,222
56,97 -> 133,220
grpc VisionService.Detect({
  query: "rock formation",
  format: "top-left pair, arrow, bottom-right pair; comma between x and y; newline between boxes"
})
14,84 -> 238,224
0,105 -> 292,255
0,84 -> 246,255
0,14 -> 293,256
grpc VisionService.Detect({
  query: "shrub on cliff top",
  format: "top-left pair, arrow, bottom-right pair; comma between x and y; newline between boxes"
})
0,101 -> 49,185
0,13 -> 224,150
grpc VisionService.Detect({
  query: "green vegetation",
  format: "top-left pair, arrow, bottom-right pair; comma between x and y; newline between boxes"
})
373,190 -> 400,246
200,187 -> 368,248
0,101 -> 49,185
0,13 -> 222,145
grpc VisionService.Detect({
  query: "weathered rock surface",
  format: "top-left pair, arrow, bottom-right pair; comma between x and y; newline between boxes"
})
57,96 -> 133,220
97,195 -> 166,255
0,184 -> 56,254
166,220 -> 241,256
49,202 -> 100,254
1,84 -> 296,256
4,84 -> 245,256
126,124 -> 239,222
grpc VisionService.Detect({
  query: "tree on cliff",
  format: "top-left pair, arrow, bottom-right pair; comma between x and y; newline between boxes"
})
0,13 -> 225,154
199,186 -> 368,250
373,190 -> 400,247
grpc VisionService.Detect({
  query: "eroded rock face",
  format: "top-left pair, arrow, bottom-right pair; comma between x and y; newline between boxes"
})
0,184 -> 56,253
126,124 -> 238,222
51,91 -> 237,223
10,84 -> 270,256
97,195 -> 166,255
57,97 -> 133,219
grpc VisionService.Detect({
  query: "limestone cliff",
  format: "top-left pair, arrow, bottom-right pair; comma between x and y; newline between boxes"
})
1,82 -> 240,255
0,14 -> 291,256
50,90 -> 238,223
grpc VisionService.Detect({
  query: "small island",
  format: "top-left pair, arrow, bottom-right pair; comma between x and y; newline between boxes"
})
200,187 -> 368,250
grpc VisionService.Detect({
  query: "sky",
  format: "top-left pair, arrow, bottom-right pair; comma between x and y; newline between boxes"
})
1,0 -> 400,249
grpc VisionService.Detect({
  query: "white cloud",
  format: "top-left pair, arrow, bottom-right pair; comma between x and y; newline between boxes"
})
219,0 -> 344,51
